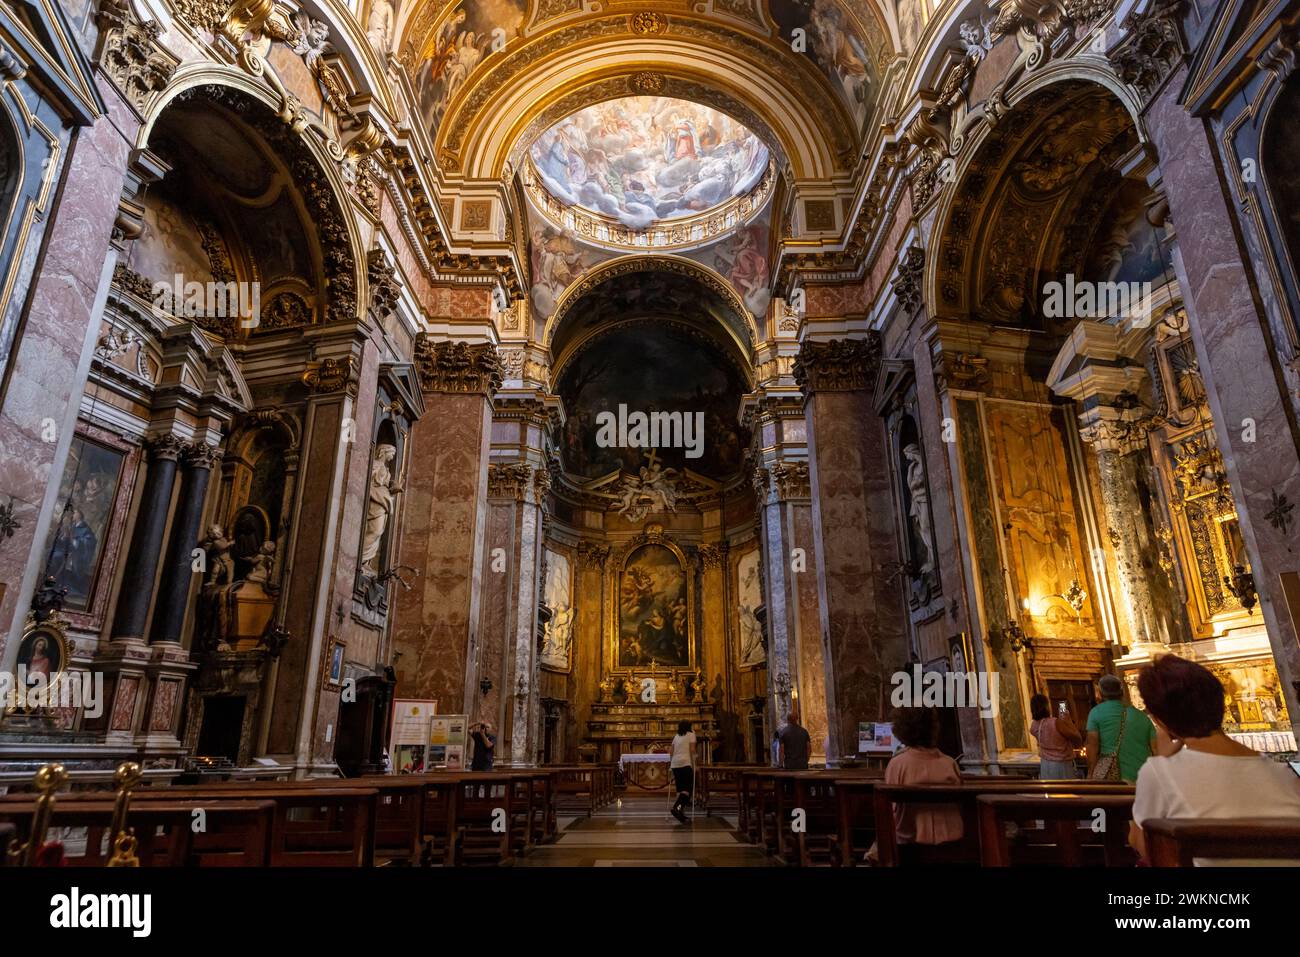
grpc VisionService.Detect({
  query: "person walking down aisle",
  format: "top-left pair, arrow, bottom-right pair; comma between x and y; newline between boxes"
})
669,720 -> 696,824
778,709 -> 810,770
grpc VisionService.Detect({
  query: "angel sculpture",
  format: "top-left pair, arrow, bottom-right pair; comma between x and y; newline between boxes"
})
613,461 -> 680,523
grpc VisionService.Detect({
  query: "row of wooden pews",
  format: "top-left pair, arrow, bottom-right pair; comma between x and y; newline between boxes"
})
731,767 -> 1300,866
0,762 -> 615,867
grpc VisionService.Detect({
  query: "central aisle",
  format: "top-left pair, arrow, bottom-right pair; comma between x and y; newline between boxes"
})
516,793 -> 774,867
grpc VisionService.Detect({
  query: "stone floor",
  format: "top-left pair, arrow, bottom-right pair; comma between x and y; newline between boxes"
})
515,792 -> 775,867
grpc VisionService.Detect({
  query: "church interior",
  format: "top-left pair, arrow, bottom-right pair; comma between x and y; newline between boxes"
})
0,0 -> 1299,875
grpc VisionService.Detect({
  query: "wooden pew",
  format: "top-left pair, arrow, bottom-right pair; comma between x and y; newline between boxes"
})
831,777 -> 880,866
1142,818 -> 1300,866
130,784 -> 378,867
552,766 -> 599,817
700,765 -> 754,816
976,793 -> 1138,867
0,798 -> 275,866
528,772 -> 557,845
873,781 -> 1135,867
456,773 -> 515,865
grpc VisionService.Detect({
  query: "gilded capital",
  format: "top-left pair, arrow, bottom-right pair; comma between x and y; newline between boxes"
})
793,335 -> 882,394
414,338 -> 504,396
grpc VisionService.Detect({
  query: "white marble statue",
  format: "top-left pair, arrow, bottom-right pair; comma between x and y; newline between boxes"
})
361,444 -> 401,575
903,443 -> 935,574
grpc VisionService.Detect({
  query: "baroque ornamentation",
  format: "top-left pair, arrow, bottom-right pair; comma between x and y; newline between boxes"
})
698,542 -> 729,569
577,541 -> 611,568
793,335 -> 883,394
185,442 -> 224,470
366,248 -> 401,321
302,356 -> 358,394
933,352 -> 990,393
1106,0 -> 1186,103
95,0 -> 178,114
413,338 -> 504,396
770,461 -> 811,500
891,246 -> 925,315
488,463 -> 533,500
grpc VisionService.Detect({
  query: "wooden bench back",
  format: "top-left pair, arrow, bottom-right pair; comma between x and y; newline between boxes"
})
1143,818 -> 1300,866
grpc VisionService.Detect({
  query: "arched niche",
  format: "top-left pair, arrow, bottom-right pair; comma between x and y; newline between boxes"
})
216,410 -> 301,584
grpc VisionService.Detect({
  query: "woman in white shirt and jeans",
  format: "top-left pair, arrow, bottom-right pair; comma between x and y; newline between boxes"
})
1129,654 -> 1300,865
670,720 -> 696,824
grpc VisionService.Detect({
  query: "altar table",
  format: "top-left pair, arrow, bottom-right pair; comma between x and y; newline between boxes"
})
618,753 -> 673,789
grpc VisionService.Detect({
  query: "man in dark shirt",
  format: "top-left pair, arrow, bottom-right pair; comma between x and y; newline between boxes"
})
777,709 -> 811,770
470,721 -> 496,771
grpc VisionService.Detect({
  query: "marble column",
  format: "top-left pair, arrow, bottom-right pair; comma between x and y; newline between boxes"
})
110,434 -> 184,641
1128,45 -> 1300,721
473,461 -> 547,766
390,339 -> 501,717
1078,414 -> 1166,653
148,442 -> 220,645
796,336 -> 910,758
754,461 -> 831,763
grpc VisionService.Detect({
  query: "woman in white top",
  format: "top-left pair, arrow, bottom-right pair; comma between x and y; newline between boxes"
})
669,720 -> 697,824
1129,654 -> 1300,865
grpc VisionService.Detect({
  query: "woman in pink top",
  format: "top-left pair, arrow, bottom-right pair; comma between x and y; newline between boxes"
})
1030,693 -> 1082,779
866,708 -> 963,862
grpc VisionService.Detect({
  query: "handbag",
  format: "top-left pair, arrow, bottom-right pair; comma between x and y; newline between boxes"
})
1090,705 -> 1128,781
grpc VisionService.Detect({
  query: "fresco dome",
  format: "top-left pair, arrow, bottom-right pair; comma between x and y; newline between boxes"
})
527,96 -> 771,235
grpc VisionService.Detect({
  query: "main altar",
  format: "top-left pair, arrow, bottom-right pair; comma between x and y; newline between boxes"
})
587,699 -> 719,765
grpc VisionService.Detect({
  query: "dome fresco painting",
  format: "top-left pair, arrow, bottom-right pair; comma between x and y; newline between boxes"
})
528,97 -> 770,230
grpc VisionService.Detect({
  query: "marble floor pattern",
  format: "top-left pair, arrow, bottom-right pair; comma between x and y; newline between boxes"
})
516,792 -> 774,867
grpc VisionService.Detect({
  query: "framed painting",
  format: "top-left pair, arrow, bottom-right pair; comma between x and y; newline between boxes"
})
736,548 -> 766,668
40,434 -> 129,614
325,637 -> 346,689
540,547 -> 574,672
611,530 -> 694,671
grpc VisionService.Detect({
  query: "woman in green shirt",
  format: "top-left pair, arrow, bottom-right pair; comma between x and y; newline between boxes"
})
1085,674 -> 1156,782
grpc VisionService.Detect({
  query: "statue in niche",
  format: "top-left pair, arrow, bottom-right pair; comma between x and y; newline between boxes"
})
361,444 -> 401,575
903,443 -> 935,574
246,541 -> 277,587
203,524 -> 235,587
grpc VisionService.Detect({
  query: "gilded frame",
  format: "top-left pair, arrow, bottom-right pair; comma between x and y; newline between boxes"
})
605,525 -> 696,677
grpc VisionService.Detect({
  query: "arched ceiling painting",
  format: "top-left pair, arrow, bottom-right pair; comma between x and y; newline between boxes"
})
528,96 -> 771,230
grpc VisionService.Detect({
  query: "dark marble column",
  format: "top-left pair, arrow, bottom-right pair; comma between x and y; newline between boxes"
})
796,336 -> 911,757
111,434 -> 185,641
148,442 -> 221,645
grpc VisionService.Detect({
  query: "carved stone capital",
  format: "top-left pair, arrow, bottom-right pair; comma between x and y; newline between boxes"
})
577,541 -> 611,568
698,542 -> 729,570
145,433 -> 187,462
1106,0 -> 1186,104
751,466 -> 771,503
793,335 -> 882,394
770,461 -> 811,500
184,442 -> 223,470
487,462 -> 532,501
414,338 -> 503,396
1077,406 -> 1159,455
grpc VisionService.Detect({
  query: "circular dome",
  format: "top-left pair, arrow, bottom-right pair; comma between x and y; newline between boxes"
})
525,96 -> 773,251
